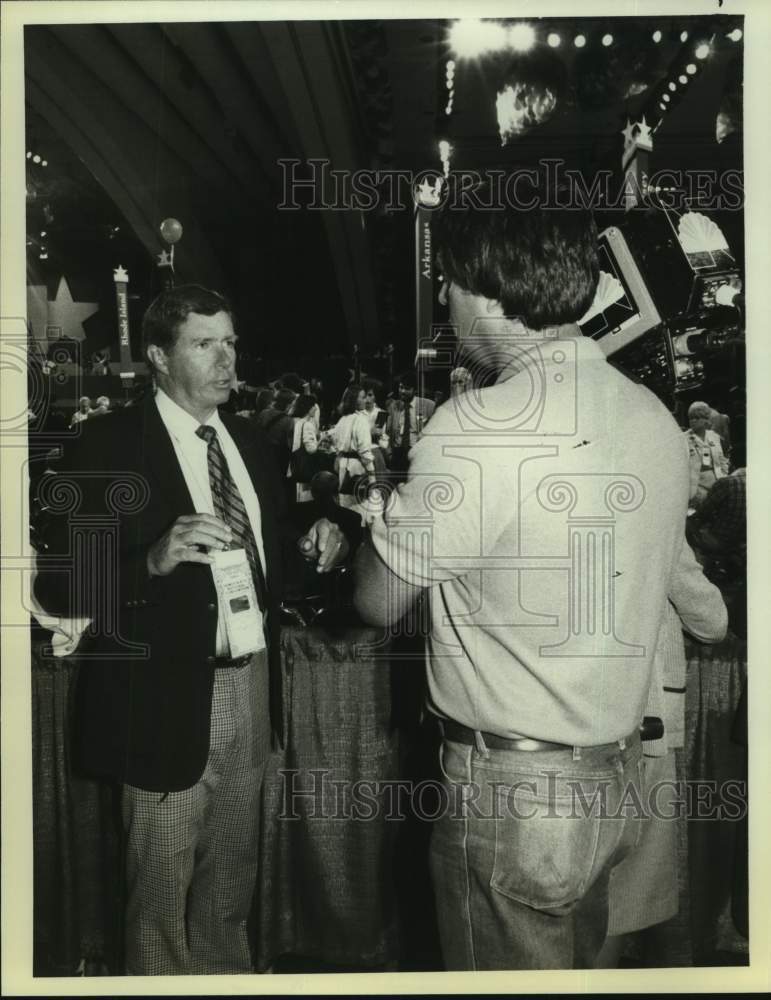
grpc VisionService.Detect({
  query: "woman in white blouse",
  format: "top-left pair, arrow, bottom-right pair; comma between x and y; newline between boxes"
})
332,384 -> 376,508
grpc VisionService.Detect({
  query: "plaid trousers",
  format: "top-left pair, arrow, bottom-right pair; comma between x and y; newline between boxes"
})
122,651 -> 271,975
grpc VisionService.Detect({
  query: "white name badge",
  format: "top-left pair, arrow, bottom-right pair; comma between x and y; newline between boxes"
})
211,548 -> 265,657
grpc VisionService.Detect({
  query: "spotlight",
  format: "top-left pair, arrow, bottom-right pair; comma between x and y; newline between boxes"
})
652,30 -> 662,43
668,82 -> 677,91
547,32 -> 561,48
602,34 -> 613,47
695,43 -> 710,60
727,28 -> 742,42
686,63 -> 697,74
449,19 -> 508,58
574,34 -> 586,48
679,74 -> 688,84
508,22 -> 536,52
680,31 -> 689,43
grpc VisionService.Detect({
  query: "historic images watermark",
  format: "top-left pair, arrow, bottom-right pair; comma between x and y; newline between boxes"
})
279,769 -> 747,824
279,158 -> 744,214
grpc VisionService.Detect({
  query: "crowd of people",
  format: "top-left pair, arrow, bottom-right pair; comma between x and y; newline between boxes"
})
30,180 -> 747,976
230,371 -> 437,511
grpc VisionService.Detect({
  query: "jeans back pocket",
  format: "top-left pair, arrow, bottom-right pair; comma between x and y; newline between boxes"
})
489,773 -> 625,914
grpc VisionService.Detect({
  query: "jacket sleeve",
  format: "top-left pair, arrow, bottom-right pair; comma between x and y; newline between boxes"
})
668,536 -> 728,643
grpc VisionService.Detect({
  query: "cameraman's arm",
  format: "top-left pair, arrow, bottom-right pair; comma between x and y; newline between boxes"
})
353,532 -> 423,627
669,537 -> 727,643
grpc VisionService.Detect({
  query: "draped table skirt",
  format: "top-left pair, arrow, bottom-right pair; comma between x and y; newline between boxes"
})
31,626 -> 748,973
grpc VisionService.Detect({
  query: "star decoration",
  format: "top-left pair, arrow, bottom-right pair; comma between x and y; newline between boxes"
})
415,178 -> 443,207
621,118 -> 636,146
157,250 -> 172,267
112,265 -> 129,282
636,115 -> 653,149
46,276 -> 99,343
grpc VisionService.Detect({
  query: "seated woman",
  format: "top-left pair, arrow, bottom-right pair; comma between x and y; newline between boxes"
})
331,384 -> 376,509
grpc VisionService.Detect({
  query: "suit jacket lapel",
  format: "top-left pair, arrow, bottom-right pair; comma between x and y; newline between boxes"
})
139,393 -> 197,516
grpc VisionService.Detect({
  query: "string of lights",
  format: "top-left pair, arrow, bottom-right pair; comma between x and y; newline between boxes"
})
437,16 -> 744,171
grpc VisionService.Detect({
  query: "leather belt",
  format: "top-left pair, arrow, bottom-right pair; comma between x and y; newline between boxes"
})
442,719 -> 572,753
214,653 -> 253,670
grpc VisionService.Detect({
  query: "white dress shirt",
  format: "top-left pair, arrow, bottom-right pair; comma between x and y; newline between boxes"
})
155,389 -> 267,655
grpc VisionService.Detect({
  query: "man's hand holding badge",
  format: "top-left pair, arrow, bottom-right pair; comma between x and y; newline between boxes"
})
146,513 -> 233,575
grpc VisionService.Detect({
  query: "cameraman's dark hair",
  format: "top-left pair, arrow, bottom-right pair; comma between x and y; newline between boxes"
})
142,284 -> 233,361
433,180 -> 599,330
341,384 -> 363,416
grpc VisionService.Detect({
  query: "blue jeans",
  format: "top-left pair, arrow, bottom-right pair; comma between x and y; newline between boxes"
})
429,729 -> 644,970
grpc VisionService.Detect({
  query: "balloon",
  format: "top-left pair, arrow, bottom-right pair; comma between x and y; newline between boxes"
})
159,218 -> 183,244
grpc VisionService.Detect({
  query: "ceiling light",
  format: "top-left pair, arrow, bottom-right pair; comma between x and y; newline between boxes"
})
727,28 -> 742,42
680,31 -> 689,43
668,82 -> 677,91
679,74 -> 688,84
33,155 -> 41,163
449,19 -> 508,58
659,102 -> 666,111
686,63 -> 697,74
574,34 -> 586,48
508,23 -> 536,52
662,93 -> 670,102
695,43 -> 710,60
652,30 -> 662,43
547,32 -> 561,48
602,34 -> 613,47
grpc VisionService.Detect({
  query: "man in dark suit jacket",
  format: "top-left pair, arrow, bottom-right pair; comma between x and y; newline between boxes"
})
34,285 -> 349,975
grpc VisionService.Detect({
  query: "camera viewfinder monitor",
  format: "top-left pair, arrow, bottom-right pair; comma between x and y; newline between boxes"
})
578,227 -> 662,355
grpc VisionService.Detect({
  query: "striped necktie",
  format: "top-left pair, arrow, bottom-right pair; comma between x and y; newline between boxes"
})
196,424 -> 267,611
